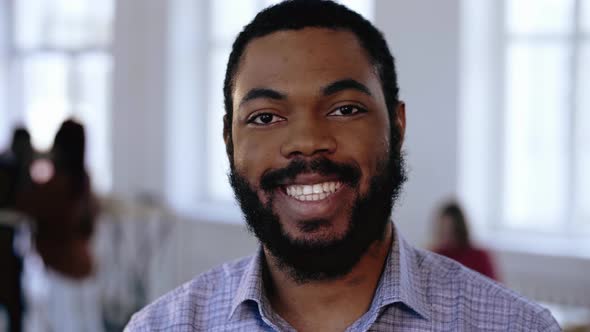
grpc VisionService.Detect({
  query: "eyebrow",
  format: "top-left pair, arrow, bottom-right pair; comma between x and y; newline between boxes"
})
239,88 -> 287,107
321,79 -> 372,97
238,79 -> 371,108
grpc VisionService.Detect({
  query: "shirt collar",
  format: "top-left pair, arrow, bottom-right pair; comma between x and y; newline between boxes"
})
372,225 -> 431,320
228,223 -> 432,322
228,246 -> 263,319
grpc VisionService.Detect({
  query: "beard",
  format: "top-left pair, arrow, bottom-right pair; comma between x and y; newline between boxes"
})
228,133 -> 407,283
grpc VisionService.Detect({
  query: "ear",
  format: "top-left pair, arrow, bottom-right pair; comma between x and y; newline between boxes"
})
395,101 -> 406,150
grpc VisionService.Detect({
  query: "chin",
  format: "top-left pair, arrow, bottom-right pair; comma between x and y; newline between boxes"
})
279,215 -> 352,244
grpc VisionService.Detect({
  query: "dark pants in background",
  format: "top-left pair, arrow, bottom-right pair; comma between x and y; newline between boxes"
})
0,225 -> 24,332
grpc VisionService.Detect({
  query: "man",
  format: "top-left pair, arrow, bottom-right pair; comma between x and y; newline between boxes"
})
126,1 -> 560,331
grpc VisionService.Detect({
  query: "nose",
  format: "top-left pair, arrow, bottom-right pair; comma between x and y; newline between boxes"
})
280,117 -> 337,159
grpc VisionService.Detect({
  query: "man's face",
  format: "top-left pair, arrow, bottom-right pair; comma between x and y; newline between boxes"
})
226,28 -> 406,281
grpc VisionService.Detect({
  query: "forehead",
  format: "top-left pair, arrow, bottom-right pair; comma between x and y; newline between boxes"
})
233,28 -> 380,103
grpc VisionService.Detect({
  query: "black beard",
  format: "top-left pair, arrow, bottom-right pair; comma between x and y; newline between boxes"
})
228,140 -> 406,284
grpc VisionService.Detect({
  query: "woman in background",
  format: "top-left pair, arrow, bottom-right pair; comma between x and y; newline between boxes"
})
432,201 -> 498,281
17,119 -> 98,279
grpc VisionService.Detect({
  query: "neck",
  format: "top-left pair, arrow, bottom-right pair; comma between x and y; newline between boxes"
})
264,223 -> 393,332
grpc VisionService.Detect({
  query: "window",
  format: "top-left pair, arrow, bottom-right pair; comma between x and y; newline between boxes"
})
503,0 -> 588,232
4,0 -> 114,193
460,0 -> 590,238
205,0 -> 375,202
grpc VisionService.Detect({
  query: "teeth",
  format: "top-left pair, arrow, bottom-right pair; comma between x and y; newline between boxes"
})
313,184 -> 322,193
285,181 -> 342,201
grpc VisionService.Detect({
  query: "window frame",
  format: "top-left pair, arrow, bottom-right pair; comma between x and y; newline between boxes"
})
499,0 -> 586,233
459,0 -> 590,257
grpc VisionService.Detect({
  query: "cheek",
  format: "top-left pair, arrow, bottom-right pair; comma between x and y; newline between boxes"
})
335,122 -> 390,193
232,130 -> 280,181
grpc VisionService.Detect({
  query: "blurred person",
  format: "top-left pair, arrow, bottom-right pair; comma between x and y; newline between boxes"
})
0,227 -> 24,332
126,1 -> 560,331
432,201 -> 498,280
16,119 -> 99,279
0,224 -> 25,332
0,128 -> 34,208
0,127 -> 34,332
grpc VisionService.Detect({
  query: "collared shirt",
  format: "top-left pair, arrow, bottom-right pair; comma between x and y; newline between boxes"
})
125,225 -> 561,331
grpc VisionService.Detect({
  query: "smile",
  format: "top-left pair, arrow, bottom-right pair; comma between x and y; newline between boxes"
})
284,181 -> 342,201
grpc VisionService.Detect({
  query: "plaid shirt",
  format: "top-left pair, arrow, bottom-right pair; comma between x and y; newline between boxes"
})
125,225 -> 561,331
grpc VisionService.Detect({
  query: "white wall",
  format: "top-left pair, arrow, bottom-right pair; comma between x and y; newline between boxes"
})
149,218 -> 258,300
111,0 -> 169,200
377,0 -> 460,247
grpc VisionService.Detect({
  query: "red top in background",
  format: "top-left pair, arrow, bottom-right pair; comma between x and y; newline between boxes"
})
434,246 -> 498,281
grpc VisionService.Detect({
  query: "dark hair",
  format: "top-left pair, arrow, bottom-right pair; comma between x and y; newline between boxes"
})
11,127 -> 30,144
223,0 -> 400,158
53,119 -> 88,195
11,127 -> 31,154
439,202 -> 471,248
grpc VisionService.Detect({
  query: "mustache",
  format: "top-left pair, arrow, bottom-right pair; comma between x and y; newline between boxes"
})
259,157 -> 361,192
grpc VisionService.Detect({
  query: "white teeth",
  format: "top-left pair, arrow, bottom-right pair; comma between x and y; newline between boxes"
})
284,181 -> 342,201
312,184 -> 322,193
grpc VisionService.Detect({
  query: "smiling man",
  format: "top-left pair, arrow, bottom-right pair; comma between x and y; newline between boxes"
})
126,1 -> 560,331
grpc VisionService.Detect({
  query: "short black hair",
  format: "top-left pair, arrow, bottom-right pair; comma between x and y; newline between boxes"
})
223,0 -> 400,157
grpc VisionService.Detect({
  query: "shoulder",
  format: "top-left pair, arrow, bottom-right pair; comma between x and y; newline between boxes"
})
124,255 -> 254,332
413,248 -> 560,331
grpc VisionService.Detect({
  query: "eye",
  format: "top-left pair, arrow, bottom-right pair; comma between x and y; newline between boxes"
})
328,105 -> 368,117
247,112 -> 286,125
